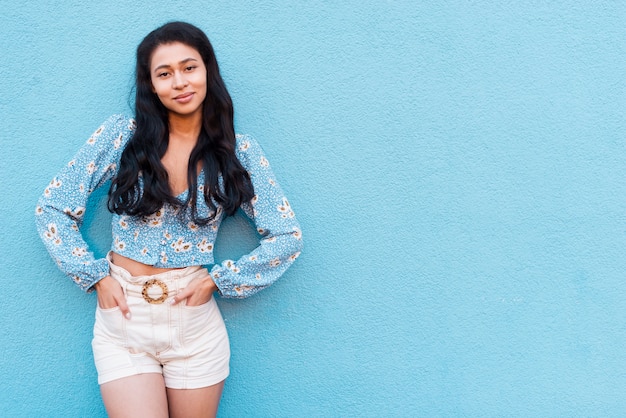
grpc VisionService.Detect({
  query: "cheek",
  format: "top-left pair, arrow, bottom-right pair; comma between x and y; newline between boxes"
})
194,69 -> 208,87
150,74 -> 168,93
151,81 -> 168,98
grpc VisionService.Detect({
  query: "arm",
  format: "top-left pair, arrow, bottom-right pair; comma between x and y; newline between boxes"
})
210,135 -> 303,298
34,115 -> 136,292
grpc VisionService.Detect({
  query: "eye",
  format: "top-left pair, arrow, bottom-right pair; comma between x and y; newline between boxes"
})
185,66 -> 197,72
157,71 -> 170,78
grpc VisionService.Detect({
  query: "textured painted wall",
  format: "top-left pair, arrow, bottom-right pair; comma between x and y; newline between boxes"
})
1,0 -> 625,416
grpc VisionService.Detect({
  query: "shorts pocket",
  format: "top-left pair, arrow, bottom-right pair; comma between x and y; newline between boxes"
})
98,305 -> 121,312
94,306 -> 127,345
180,298 -> 222,342
182,298 -> 213,311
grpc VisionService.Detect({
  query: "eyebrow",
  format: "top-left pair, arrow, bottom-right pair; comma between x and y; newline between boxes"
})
153,58 -> 199,73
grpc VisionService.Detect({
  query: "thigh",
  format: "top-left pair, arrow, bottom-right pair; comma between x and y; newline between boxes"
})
166,380 -> 225,418
100,373 -> 168,418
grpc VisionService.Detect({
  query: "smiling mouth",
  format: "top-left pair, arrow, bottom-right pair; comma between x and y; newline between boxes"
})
174,93 -> 194,102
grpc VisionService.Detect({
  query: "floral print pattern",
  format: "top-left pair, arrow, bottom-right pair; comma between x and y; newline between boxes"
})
35,114 -> 303,297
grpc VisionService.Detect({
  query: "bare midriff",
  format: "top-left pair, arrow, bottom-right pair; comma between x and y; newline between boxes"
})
110,251 -> 187,277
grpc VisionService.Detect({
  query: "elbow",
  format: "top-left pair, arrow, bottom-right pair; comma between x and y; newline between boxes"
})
291,225 -> 303,249
288,229 -> 303,260
294,234 -> 303,254
34,199 -> 48,233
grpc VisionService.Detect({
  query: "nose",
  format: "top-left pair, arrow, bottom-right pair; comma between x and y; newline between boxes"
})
172,71 -> 188,89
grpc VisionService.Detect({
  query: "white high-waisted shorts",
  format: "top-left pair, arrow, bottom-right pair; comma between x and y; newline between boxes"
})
91,256 -> 230,389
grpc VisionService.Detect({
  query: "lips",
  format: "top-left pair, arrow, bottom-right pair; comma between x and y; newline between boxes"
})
173,92 -> 194,103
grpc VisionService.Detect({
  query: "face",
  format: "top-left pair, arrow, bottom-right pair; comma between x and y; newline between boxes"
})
150,42 -> 207,118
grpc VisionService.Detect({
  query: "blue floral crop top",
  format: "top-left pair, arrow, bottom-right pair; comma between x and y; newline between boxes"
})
35,114 -> 303,298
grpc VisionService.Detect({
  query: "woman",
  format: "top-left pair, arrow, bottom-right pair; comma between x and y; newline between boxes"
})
35,21 -> 302,417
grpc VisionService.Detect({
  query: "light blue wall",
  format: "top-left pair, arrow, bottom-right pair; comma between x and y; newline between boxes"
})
1,1 -> 625,416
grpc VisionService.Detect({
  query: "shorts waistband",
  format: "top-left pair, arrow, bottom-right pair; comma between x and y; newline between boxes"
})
106,253 -> 208,302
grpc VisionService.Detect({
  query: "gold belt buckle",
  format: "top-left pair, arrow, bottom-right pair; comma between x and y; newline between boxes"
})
141,279 -> 169,304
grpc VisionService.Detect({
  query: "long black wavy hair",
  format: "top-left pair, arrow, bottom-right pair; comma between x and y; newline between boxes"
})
108,21 -> 254,224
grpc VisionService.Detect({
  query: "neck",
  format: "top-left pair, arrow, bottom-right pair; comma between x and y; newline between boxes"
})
168,110 -> 202,143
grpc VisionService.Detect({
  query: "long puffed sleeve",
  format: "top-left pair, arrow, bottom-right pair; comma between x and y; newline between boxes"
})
35,115 -> 136,292
210,135 -> 303,298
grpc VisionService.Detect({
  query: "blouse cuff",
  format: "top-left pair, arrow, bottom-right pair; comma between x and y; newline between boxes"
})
75,258 -> 111,293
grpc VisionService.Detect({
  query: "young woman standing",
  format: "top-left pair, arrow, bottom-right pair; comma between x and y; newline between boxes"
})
36,21 -> 302,417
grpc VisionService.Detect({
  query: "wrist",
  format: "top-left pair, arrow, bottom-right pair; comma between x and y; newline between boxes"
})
202,274 -> 218,292
93,275 -> 112,290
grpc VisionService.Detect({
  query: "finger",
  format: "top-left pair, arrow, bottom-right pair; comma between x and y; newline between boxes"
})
116,294 -> 131,320
171,287 -> 192,305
